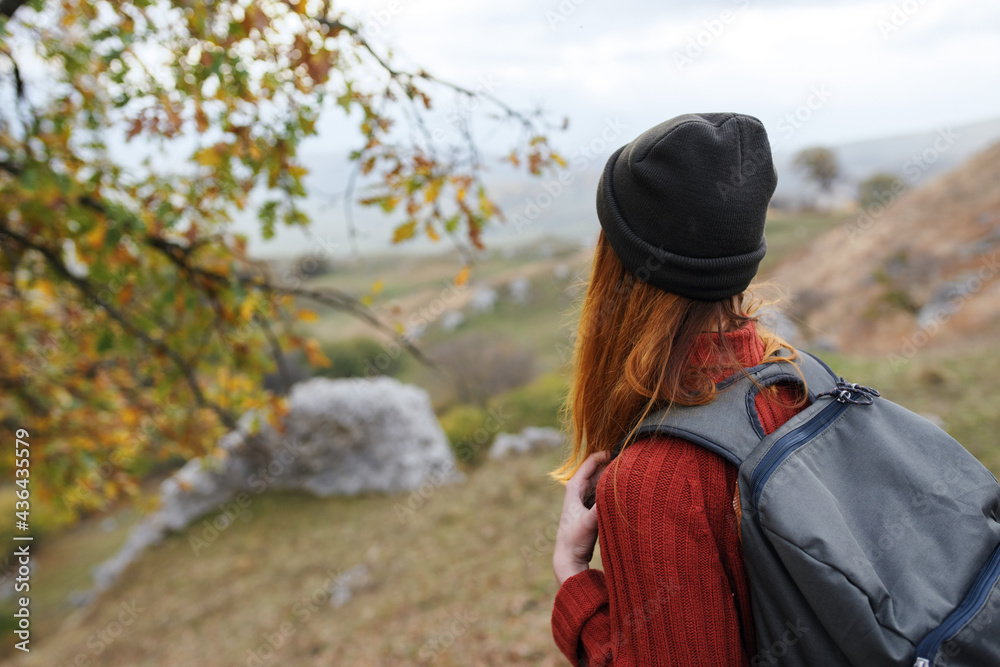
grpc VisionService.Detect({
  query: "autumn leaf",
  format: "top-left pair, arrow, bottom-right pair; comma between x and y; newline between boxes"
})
392,220 -> 417,243
425,221 -> 440,241
0,0 -> 559,524
304,339 -> 330,368
454,264 -> 471,286
425,177 -> 442,203
193,146 -> 224,167
118,283 -> 134,306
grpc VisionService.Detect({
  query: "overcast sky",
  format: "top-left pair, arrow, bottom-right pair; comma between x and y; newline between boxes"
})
254,0 -> 1000,256
337,0 -> 999,146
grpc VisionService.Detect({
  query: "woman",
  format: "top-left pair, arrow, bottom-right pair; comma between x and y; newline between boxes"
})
550,112 -> 808,666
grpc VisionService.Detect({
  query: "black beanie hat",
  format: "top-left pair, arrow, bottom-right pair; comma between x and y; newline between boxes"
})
596,112 -> 777,301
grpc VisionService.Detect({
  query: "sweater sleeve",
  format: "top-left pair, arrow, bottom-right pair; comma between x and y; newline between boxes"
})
551,435 -> 754,666
551,568 -> 613,666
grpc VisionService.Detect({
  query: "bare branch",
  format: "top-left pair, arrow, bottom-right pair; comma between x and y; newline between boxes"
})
318,16 -> 539,130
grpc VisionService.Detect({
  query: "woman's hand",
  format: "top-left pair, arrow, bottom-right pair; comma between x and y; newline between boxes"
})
553,451 -> 611,586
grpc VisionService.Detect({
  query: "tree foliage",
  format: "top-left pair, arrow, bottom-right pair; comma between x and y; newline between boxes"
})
858,172 -> 906,211
0,0 -> 561,519
792,146 -> 839,193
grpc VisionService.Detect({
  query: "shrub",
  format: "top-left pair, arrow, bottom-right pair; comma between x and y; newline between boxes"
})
438,404 -> 496,468
430,332 -> 536,405
489,371 -> 569,434
316,337 -> 407,379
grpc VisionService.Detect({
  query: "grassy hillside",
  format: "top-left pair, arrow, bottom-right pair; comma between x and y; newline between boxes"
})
770,141 -> 1000,352
7,449 -> 573,666
6,208 -> 999,665
6,336 -> 1000,666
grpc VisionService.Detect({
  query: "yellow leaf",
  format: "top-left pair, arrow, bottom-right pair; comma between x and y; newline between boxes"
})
297,309 -> 319,322
454,265 -> 471,286
86,225 -> 107,250
424,178 -> 441,203
392,220 -> 417,244
371,280 -> 384,294
239,296 -> 258,321
360,294 -> 373,306
425,222 -> 440,242
194,146 -> 223,167
36,280 -> 56,299
551,152 -> 567,168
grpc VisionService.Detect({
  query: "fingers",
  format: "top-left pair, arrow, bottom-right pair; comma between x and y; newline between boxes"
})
570,450 -> 611,488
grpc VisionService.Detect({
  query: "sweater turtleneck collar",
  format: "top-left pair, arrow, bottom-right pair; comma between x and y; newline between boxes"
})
687,319 -> 768,385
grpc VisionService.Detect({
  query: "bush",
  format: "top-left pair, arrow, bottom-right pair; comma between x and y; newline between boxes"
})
438,404 -> 496,468
489,371 -> 569,434
430,332 -> 536,405
858,172 -> 906,211
316,337 -> 407,379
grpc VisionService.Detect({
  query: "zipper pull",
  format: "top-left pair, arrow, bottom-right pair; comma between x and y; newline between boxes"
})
816,378 -> 881,405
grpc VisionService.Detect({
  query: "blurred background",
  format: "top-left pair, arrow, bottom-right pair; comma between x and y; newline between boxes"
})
1,0 -> 999,664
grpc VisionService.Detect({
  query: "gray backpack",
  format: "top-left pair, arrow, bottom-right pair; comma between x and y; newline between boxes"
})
615,348 -> 1000,666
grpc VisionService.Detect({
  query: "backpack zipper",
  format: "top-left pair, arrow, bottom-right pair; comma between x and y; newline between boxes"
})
749,399 -> 848,510
912,541 -> 1000,666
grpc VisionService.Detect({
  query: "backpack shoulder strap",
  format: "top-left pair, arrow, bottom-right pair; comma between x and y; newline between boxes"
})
612,348 -> 839,466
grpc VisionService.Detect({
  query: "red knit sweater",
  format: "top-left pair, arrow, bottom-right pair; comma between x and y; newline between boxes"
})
551,322 -> 807,666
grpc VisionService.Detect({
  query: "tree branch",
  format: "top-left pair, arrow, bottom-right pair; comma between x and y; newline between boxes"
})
0,223 -> 247,440
318,16 -> 538,130
143,232 -> 439,370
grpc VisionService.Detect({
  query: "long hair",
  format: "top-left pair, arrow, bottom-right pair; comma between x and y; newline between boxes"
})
551,229 -> 801,484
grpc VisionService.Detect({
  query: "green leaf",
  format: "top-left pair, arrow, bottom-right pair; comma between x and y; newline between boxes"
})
96,328 -> 114,353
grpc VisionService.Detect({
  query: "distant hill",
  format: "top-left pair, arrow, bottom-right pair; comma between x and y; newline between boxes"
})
771,116 -> 1000,208
249,116 -> 1000,260
481,115 -> 1000,250
768,139 -> 1000,356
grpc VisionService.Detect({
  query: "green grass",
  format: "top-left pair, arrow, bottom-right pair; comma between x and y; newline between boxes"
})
758,210 -> 852,275
5,450 -> 572,666
10,215 -> 999,665
818,344 -> 1000,475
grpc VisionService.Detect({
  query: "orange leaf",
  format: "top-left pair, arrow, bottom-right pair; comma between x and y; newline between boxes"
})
304,339 -> 330,368
118,283 -> 134,306
297,309 -> 319,322
195,104 -> 209,133
454,265 -> 471,286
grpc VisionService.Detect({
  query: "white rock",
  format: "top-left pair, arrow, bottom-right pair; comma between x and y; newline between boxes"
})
439,310 -> 465,332
469,285 -> 498,313
489,426 -> 565,459
87,377 -> 460,597
329,563 -> 371,608
508,276 -> 531,305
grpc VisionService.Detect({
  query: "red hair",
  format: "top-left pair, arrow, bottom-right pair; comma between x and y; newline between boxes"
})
551,229 -> 800,484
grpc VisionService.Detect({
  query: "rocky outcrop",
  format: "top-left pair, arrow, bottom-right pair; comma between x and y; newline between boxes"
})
86,376 -> 460,599
489,426 -> 565,459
